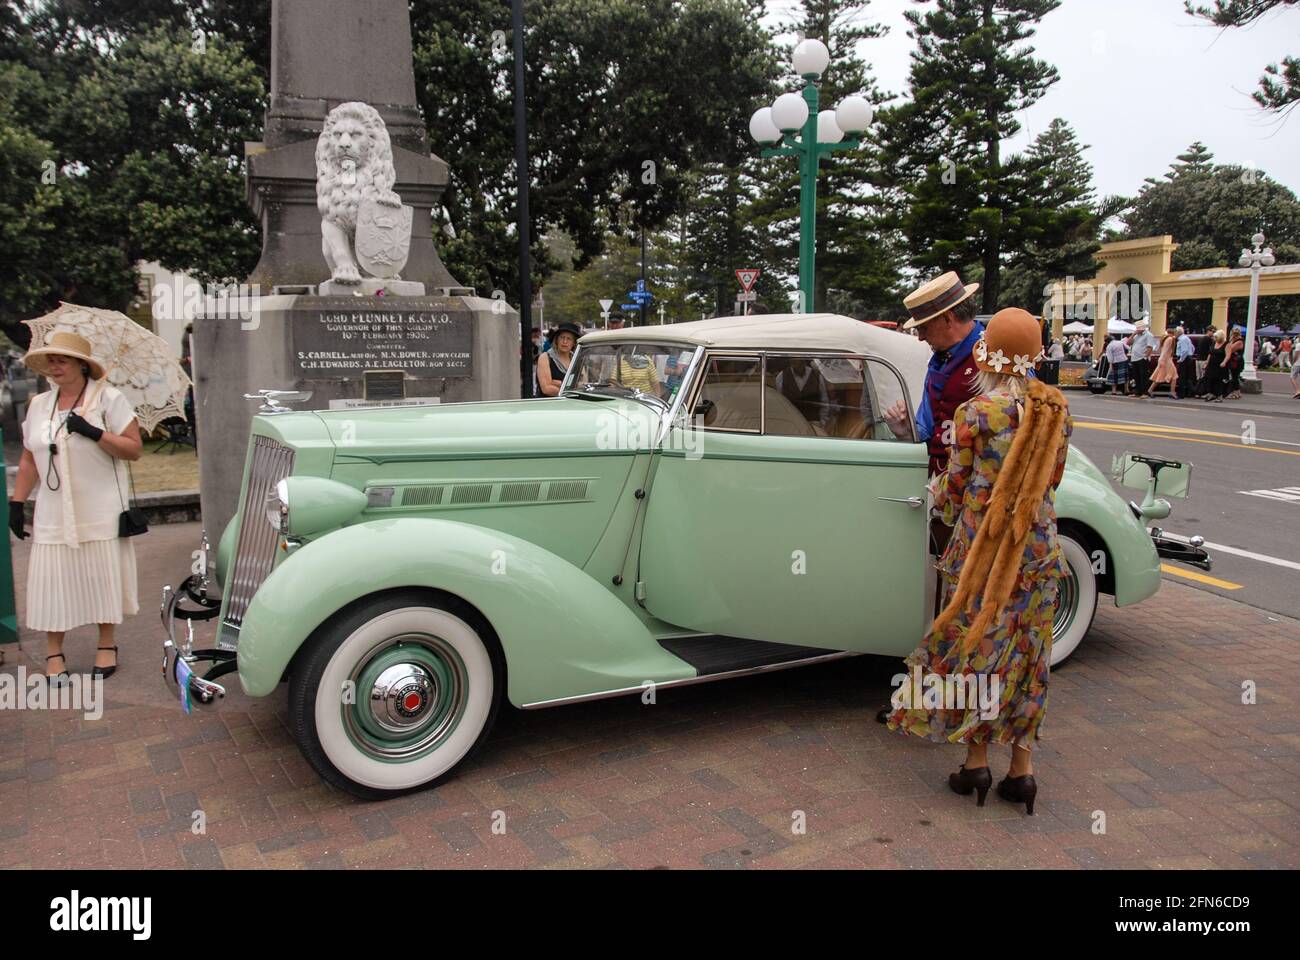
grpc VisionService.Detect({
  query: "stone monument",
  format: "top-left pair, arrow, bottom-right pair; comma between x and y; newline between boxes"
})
193,0 -> 520,536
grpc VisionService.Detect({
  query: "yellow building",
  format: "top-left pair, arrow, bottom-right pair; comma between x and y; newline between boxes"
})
1047,235 -> 1300,351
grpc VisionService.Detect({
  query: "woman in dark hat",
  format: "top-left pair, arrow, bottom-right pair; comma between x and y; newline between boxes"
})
537,322 -> 581,397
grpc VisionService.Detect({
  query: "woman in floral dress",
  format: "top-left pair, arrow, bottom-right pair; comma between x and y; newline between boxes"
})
887,308 -> 1073,815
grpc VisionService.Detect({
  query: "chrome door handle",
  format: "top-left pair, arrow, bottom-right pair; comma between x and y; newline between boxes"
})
878,496 -> 924,508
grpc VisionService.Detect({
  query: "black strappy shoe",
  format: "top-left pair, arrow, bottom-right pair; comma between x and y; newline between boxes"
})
92,645 -> 119,679
46,653 -> 70,685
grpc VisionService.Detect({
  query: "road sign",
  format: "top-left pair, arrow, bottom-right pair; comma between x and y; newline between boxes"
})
736,291 -> 757,302
599,298 -> 613,315
628,291 -> 653,303
635,278 -> 646,293
736,268 -> 761,293
621,303 -> 639,311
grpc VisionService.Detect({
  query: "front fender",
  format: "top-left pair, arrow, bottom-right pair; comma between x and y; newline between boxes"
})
235,517 -> 693,704
1056,469 -> 1161,607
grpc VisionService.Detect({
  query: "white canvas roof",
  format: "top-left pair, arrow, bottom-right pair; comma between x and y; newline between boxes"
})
579,313 -> 931,400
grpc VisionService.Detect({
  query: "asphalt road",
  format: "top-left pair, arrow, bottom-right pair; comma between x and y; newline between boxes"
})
1064,377 -> 1300,621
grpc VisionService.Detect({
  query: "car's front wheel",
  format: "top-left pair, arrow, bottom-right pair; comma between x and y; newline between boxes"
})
288,590 -> 503,799
1050,533 -> 1099,667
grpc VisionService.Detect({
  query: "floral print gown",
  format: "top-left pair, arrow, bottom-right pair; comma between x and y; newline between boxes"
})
886,393 -> 1074,747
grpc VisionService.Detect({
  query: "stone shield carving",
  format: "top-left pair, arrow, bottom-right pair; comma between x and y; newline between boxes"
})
354,199 -> 414,279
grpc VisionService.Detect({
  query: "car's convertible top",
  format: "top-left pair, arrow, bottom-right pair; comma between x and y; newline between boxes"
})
579,313 -> 931,400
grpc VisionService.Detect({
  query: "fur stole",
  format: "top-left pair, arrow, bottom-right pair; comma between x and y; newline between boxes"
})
933,378 -> 1070,661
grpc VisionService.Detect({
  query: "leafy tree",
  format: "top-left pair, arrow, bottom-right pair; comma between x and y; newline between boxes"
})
1186,0 -> 1299,115
0,5 -> 266,343
877,0 -> 1063,312
1120,142 -> 1300,328
412,0 -> 777,302
998,118 -> 1121,317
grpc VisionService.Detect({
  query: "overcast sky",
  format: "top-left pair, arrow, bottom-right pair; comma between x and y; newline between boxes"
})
765,0 -> 1299,200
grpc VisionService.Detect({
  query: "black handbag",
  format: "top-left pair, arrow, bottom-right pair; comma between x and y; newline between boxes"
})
114,459 -> 149,538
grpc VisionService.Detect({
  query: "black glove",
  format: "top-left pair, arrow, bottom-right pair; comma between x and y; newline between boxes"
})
65,411 -> 104,443
9,500 -> 27,540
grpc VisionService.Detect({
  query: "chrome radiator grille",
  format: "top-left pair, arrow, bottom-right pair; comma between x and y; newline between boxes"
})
224,436 -> 295,633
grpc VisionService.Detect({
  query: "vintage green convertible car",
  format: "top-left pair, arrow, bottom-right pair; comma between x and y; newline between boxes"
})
162,313 -> 1205,797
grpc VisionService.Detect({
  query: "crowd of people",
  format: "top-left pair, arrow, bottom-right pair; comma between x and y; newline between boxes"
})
1075,322 -> 1300,402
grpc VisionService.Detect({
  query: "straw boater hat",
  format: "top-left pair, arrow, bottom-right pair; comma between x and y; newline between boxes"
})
902,271 -> 980,330
23,331 -> 106,380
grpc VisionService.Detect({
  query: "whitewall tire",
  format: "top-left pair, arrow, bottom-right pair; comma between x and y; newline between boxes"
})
288,591 -> 502,799
1051,533 -> 1099,667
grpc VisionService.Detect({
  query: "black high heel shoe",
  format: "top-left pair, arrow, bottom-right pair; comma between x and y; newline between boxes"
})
997,774 -> 1038,815
92,645 -> 119,679
948,764 -> 992,806
46,653 -> 70,685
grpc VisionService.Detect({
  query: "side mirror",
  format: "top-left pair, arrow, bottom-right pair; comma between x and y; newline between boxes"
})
1112,452 -> 1191,499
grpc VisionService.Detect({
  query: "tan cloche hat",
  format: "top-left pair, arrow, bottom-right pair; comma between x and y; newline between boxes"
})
902,271 -> 980,330
973,308 -> 1044,378
23,330 -> 106,380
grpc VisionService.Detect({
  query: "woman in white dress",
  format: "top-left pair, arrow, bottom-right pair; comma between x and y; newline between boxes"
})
8,332 -> 142,683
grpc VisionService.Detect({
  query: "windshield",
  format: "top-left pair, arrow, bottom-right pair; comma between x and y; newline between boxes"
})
564,341 -> 697,406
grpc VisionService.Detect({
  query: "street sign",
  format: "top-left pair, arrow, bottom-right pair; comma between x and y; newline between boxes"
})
736,268 -> 761,293
737,291 -> 757,302
598,299 -> 613,314
635,278 -> 646,293
621,303 -> 639,311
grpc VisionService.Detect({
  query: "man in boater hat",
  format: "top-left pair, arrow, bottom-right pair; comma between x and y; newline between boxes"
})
884,271 -> 983,476
876,271 -> 983,723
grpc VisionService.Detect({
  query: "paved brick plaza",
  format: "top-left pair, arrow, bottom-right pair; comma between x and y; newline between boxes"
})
1,521 -> 1296,870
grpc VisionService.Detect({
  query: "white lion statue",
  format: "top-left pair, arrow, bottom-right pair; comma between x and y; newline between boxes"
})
315,101 -> 404,285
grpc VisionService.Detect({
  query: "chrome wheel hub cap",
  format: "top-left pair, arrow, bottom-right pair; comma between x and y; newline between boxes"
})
370,663 -> 438,733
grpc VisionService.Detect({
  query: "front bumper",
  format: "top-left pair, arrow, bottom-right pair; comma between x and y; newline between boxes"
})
160,578 -> 235,706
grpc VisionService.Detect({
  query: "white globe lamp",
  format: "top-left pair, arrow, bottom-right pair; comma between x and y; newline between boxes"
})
772,92 -> 809,133
817,110 -> 843,144
792,38 -> 830,78
749,107 -> 782,145
835,95 -> 874,134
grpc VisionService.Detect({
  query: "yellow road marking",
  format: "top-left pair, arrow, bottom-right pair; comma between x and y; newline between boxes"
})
1160,563 -> 1244,590
1073,421 -> 1300,457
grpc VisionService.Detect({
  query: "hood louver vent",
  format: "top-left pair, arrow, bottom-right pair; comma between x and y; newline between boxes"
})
401,485 -> 445,506
547,480 -> 588,501
381,478 -> 594,509
500,481 -> 543,503
450,483 -> 494,505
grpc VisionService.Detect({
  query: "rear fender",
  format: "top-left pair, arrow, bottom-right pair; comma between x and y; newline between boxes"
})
1055,470 -> 1161,607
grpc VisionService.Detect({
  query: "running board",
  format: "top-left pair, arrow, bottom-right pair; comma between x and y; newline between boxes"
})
520,636 -> 854,710
657,635 -> 840,675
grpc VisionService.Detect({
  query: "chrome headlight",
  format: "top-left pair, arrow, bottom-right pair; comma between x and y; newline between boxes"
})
265,478 -> 289,534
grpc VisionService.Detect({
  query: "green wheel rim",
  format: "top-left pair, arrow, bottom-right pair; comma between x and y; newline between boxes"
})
341,633 -> 469,763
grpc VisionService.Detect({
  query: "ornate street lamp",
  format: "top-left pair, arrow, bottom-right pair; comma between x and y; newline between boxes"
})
750,38 -> 873,313
1238,231 -> 1275,386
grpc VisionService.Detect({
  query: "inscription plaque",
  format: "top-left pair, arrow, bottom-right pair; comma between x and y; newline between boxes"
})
292,299 -> 473,377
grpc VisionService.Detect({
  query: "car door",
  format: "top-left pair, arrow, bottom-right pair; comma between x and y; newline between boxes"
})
639,352 -> 930,657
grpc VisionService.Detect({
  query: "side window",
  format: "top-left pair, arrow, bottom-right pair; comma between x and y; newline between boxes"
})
695,356 -> 763,432
765,355 -> 914,442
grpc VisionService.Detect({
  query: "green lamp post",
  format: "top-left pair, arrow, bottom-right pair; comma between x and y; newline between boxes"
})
750,38 -> 874,313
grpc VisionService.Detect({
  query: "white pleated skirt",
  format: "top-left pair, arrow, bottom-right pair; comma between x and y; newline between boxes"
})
25,538 -> 140,633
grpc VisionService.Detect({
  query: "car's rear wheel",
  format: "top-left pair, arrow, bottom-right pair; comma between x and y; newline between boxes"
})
288,590 -> 502,799
1051,533 -> 1098,667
